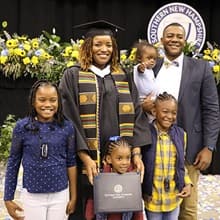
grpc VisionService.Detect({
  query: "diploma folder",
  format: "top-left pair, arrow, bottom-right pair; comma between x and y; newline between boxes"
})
93,172 -> 142,213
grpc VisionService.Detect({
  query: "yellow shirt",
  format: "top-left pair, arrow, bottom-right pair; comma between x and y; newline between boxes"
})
145,131 -> 191,212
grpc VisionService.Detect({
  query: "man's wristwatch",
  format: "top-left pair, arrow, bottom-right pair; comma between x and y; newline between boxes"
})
207,146 -> 214,152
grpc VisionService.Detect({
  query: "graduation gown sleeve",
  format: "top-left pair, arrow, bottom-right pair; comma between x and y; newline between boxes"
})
125,71 -> 152,147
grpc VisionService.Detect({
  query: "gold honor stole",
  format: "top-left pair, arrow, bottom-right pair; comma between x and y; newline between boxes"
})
78,70 -> 135,169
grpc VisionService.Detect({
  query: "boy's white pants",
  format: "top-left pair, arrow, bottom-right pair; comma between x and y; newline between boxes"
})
21,188 -> 69,220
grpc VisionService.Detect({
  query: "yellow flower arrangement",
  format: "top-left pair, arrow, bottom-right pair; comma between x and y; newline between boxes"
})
0,21 -> 82,83
201,41 -> 220,84
120,47 -> 137,73
1,20 -> 219,85
61,39 -> 84,68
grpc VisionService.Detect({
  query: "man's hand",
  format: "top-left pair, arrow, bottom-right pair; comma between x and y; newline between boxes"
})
193,146 -> 213,170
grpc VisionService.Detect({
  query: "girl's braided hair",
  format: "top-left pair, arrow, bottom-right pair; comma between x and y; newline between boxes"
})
155,92 -> 177,105
104,136 -> 131,157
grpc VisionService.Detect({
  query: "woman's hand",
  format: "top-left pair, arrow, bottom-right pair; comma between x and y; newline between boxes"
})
4,200 -> 24,220
132,147 -> 144,182
85,157 -> 98,185
78,151 -> 98,185
132,155 -> 144,182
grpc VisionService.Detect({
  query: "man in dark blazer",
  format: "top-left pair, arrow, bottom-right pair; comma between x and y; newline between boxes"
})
142,23 -> 219,220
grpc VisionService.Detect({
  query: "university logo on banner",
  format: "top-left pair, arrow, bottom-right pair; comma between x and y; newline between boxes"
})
147,2 -> 206,52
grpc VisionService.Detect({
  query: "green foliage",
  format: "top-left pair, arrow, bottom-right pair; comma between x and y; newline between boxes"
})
183,41 -> 198,56
0,114 -> 16,164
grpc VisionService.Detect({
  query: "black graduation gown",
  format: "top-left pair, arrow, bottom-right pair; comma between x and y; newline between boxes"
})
59,65 -> 151,157
59,65 -> 151,219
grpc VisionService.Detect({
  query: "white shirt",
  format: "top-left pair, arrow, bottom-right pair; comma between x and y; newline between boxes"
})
133,64 -> 159,100
155,53 -> 184,100
133,64 -> 160,122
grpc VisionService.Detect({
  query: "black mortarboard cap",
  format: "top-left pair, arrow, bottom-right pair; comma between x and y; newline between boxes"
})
73,20 -> 125,38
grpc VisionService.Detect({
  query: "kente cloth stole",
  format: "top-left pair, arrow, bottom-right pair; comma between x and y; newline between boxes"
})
78,70 -> 135,167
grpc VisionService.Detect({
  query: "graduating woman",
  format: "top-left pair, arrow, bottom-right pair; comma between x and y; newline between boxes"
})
59,20 -> 151,219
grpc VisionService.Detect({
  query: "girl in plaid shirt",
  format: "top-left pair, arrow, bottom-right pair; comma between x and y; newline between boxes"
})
142,92 -> 192,220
